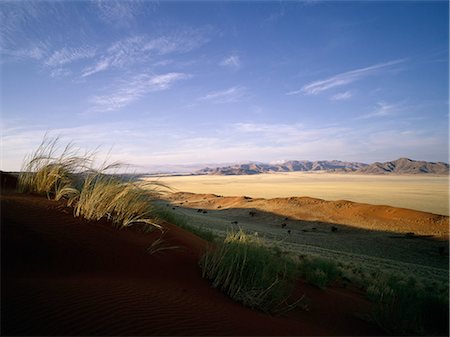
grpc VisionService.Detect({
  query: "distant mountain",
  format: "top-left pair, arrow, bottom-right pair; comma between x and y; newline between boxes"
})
196,160 -> 368,175
196,158 -> 449,175
357,158 -> 449,175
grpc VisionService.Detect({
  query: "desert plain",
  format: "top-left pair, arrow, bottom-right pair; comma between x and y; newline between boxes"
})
152,172 -> 449,215
150,172 -> 449,304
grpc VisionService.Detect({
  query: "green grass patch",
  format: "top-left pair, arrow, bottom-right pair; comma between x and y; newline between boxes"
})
367,275 -> 449,335
199,229 -> 300,313
297,256 -> 340,289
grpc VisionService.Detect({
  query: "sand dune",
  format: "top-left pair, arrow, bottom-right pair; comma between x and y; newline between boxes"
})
1,190 -> 382,336
164,192 -> 449,237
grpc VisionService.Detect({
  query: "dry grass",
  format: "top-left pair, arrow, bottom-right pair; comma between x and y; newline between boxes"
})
200,229 -> 301,313
18,137 -> 88,203
19,136 -> 164,230
75,171 -> 163,229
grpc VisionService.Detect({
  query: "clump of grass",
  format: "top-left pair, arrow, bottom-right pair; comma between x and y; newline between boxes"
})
18,137 -> 86,203
297,256 -> 340,289
19,136 -> 164,231
199,229 -> 300,313
155,208 -> 216,242
74,171 -> 163,229
367,275 -> 449,335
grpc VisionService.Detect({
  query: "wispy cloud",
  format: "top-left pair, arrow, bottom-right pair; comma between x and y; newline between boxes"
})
82,30 -> 210,77
287,59 -> 405,96
233,122 -> 349,144
45,47 -> 95,67
220,54 -> 241,69
198,86 -> 246,104
49,68 -> 72,79
358,101 -> 403,119
330,91 -> 353,101
95,0 -> 149,28
89,72 -> 190,112
1,43 -> 48,62
82,58 -> 111,77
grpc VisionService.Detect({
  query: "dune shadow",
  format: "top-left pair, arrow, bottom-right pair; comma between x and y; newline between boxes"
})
158,200 -> 449,274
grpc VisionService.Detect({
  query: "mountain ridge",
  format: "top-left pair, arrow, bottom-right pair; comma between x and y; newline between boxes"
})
196,158 -> 449,175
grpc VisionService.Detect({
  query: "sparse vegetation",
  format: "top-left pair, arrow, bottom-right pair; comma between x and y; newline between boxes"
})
74,171 -> 162,229
297,256 -> 340,288
199,229 -> 300,313
17,137 -> 449,336
18,136 -> 163,230
367,275 -> 449,335
18,137 -> 86,203
155,208 -> 216,242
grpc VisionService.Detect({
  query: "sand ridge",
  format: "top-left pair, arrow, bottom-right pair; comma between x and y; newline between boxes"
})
2,192 -> 383,336
164,192 -> 449,237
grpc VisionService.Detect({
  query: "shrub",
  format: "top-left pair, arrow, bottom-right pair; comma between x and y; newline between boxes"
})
297,256 -> 340,288
199,229 -> 300,313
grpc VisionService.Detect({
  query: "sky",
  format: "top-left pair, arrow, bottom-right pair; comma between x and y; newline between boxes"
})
1,0 -> 449,172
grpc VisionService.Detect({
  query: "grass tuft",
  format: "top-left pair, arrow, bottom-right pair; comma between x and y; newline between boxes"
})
74,172 -> 162,229
199,229 -> 300,313
19,136 -> 164,230
297,256 -> 340,289
18,137 -> 89,200
367,275 -> 449,335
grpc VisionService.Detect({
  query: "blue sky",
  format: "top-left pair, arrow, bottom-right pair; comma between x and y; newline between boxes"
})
1,0 -> 448,172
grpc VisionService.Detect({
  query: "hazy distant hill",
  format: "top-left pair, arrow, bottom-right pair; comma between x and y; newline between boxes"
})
197,160 -> 368,175
196,158 -> 449,175
357,158 -> 449,175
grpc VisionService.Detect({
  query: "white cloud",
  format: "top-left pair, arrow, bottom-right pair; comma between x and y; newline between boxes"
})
95,0 -> 149,27
89,72 -> 190,112
220,54 -> 241,69
330,91 -> 353,101
45,47 -> 95,67
287,59 -> 405,96
1,44 -> 48,62
82,58 -> 110,77
49,68 -> 72,78
2,118 -> 447,172
81,30 -> 210,77
359,101 -> 403,119
198,86 -> 246,104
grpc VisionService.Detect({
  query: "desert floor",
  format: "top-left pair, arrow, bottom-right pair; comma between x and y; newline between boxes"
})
158,192 -> 449,292
1,190 -> 383,336
151,172 -> 449,215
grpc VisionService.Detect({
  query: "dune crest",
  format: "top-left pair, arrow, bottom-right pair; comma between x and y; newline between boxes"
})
165,192 -> 449,237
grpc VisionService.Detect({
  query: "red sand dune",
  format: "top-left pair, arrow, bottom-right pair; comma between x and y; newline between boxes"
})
166,192 -> 449,237
1,190 -> 383,336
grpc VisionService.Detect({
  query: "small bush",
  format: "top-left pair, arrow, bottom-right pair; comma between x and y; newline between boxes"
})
199,229 -> 300,313
298,256 -> 340,288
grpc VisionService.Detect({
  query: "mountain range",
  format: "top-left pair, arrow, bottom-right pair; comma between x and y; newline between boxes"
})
196,158 -> 449,175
